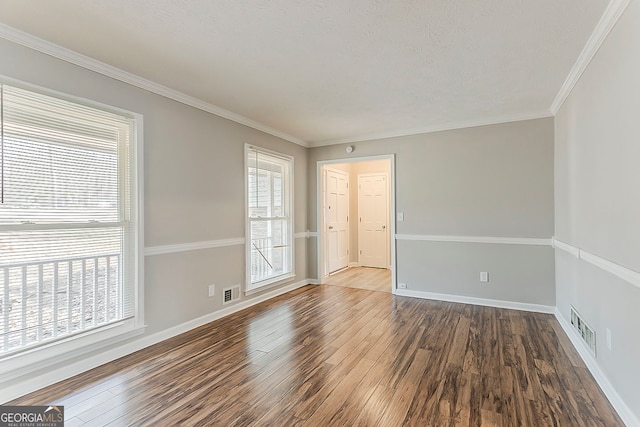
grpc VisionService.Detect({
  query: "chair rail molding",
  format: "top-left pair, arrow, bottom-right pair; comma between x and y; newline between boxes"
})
144,238 -> 245,256
552,238 -> 640,289
395,234 -> 552,246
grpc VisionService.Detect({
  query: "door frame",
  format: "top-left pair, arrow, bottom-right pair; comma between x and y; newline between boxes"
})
316,154 -> 396,291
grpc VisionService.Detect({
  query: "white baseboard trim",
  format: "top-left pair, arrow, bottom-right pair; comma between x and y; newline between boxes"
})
395,234 -> 552,246
394,288 -> 555,314
554,309 -> 639,427
2,278 -> 314,403
348,262 -> 360,267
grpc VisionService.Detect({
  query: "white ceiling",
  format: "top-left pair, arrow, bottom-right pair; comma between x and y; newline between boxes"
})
0,0 -> 610,146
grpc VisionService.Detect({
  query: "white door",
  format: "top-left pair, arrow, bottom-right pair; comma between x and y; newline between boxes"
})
358,173 -> 389,268
326,169 -> 349,273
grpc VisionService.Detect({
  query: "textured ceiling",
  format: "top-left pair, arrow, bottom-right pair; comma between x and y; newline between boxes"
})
0,0 -> 610,146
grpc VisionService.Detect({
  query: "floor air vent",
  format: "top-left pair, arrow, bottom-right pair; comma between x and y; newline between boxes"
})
570,306 -> 596,356
223,286 -> 241,305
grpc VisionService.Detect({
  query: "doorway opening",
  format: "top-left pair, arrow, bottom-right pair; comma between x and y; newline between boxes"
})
317,155 -> 395,293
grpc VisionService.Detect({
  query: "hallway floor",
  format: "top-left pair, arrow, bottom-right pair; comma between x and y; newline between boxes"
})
323,266 -> 391,293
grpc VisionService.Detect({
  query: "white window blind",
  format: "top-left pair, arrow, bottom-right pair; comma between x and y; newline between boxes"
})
246,146 -> 293,289
0,83 -> 138,356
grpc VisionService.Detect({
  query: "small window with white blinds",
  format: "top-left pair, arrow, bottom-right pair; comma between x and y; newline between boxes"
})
246,145 -> 293,290
0,82 -> 141,359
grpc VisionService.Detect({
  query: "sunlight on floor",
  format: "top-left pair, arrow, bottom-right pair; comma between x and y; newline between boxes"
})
323,267 -> 391,293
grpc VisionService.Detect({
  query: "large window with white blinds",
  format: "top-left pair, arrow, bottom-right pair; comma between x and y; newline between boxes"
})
246,145 -> 293,291
0,82 -> 142,362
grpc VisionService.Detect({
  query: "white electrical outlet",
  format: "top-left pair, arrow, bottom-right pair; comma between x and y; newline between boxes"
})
397,212 -> 405,222
480,272 -> 489,282
398,283 -> 407,289
208,284 -> 215,297
606,328 -> 612,351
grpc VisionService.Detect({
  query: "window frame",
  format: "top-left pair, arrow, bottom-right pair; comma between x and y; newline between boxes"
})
244,144 -> 294,293
0,76 -> 144,382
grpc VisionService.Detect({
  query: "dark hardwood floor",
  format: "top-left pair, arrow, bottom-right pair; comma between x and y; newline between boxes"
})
10,285 -> 623,426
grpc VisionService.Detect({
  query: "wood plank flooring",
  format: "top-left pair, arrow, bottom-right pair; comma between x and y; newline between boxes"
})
323,266 -> 391,293
9,285 -> 623,426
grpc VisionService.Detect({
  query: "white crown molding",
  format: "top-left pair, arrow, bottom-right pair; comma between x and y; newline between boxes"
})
395,234 -> 552,246
550,0 -> 632,114
144,238 -> 245,256
552,238 -> 640,289
0,23 -> 307,147
394,288 -> 555,314
554,308 -> 640,427
307,111 -> 553,147
2,278 -> 314,403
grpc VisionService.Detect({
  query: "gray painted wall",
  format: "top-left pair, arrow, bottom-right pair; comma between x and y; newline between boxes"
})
399,241 -> 554,305
554,0 -> 640,417
308,118 -> 555,306
309,119 -> 554,236
0,38 -> 309,391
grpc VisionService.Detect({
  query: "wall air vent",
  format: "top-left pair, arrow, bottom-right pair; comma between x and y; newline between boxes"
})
570,306 -> 596,356
223,285 -> 241,305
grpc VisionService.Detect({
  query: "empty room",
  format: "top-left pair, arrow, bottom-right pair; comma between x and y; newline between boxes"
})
0,0 -> 638,426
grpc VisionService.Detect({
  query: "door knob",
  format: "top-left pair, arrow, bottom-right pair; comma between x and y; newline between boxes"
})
329,226 -> 334,229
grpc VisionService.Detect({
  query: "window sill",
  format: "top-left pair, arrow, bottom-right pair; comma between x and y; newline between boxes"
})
245,273 -> 296,296
0,320 -> 146,384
